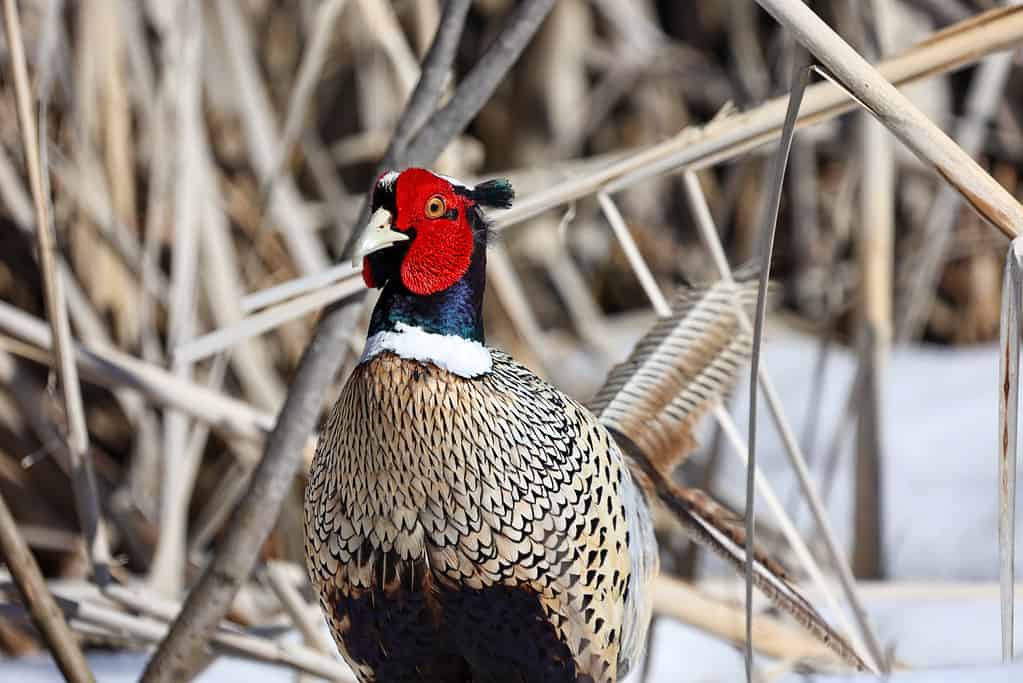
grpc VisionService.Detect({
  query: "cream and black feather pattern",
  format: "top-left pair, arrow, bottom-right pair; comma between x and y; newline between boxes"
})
305,351 -> 654,682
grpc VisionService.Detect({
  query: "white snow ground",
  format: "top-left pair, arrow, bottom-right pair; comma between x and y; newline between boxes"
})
4,332 -> 1022,681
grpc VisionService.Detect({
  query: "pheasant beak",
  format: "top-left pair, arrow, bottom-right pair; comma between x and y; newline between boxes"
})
352,208 -> 408,267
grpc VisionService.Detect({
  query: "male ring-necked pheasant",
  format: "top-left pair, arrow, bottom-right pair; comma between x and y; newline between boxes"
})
304,169 -> 864,682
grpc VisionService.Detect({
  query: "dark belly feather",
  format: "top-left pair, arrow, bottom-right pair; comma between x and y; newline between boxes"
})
333,579 -> 582,683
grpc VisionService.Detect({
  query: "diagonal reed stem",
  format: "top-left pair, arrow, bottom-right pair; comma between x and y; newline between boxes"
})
752,0 -> 1023,239
0,488 -> 94,683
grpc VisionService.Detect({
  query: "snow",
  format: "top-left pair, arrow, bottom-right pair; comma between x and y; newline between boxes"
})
0,651 -> 294,682
710,331 -> 1022,582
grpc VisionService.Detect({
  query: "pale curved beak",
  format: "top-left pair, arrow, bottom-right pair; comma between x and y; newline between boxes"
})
352,208 -> 408,268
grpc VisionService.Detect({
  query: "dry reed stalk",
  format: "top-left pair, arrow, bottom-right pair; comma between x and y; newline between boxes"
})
681,124 -> 886,672
356,0 -> 419,97
200,187 -> 285,411
150,0 -> 204,596
174,277 -> 365,365
711,409 -> 867,661
262,561 -> 335,655
743,51 -> 810,679
2,0 -> 110,586
261,0 -> 351,213
40,583 -> 356,681
212,0 -> 328,275
752,0 -> 1023,239
377,0 -> 471,172
532,227 -> 617,360
998,238 -> 1023,661
0,488 -> 93,683
853,0 -> 897,583
486,244 -> 554,370
49,156 -> 169,302
240,263 -> 361,314
651,575 -> 844,666
401,0 -> 558,170
0,301 -> 274,443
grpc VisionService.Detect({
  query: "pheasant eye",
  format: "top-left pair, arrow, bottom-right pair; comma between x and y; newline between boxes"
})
424,194 -> 447,219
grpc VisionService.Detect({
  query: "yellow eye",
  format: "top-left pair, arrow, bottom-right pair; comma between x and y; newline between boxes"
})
425,194 -> 447,219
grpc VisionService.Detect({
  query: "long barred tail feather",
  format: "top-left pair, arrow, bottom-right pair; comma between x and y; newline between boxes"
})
595,272 -> 868,671
623,446 -> 867,671
590,276 -> 757,475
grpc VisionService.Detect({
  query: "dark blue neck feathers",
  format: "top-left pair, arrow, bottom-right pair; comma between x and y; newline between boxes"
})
368,245 -> 486,343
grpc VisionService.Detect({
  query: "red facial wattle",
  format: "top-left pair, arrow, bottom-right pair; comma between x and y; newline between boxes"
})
400,221 -> 473,295
393,169 -> 475,296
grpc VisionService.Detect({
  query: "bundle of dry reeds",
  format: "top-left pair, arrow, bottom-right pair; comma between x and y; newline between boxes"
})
0,1 -> 1021,681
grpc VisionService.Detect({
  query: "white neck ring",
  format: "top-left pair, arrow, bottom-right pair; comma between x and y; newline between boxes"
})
360,322 -> 492,378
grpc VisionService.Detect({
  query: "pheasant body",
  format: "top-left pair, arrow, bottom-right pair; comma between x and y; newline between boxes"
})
304,168 -> 655,682
305,350 -> 655,682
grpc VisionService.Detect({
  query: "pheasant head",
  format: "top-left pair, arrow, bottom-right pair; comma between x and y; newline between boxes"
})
352,168 -> 514,377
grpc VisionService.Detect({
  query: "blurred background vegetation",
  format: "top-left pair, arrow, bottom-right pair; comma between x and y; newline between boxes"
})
0,0 -> 1020,677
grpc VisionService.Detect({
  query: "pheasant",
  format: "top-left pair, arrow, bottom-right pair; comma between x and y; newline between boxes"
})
304,168 -> 863,682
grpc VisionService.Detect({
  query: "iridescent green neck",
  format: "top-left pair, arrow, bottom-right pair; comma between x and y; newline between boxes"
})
367,247 -> 486,343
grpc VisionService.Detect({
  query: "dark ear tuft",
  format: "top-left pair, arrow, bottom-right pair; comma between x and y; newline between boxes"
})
469,179 -> 514,209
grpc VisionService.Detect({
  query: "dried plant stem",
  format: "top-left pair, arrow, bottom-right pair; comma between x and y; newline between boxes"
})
404,0 -> 557,167
998,238 -> 1023,661
712,407 -> 865,661
0,301 -> 274,443
597,193 -> 669,313
743,52 -> 809,680
0,489 -> 94,683
487,245 -> 552,365
49,583 -> 354,681
2,0 -> 110,585
378,0 -> 471,168
213,0 -> 328,275
852,1 -> 895,581
175,276 -> 365,365
241,263 -> 360,314
652,575 -> 843,665
753,0 -> 1023,238
151,1 -> 203,595
200,190 -> 285,410
263,561 -> 335,655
